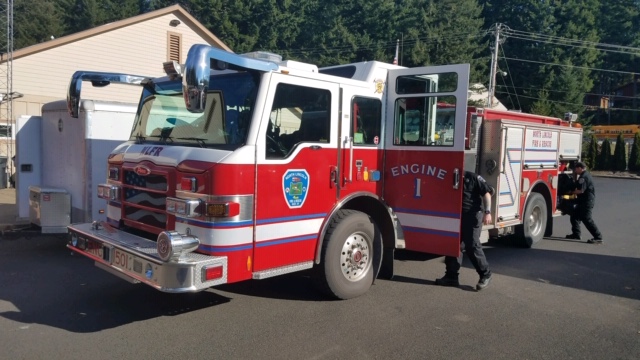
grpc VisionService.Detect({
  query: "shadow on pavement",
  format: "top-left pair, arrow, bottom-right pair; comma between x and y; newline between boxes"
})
481,239 -> 640,301
2,227 -> 638,333
0,235 -> 230,333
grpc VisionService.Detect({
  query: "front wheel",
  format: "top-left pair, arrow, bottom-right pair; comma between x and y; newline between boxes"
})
315,210 -> 379,300
516,193 -> 547,248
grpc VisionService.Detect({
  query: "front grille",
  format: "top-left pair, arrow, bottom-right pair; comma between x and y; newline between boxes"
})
122,169 -> 170,233
124,171 -> 168,190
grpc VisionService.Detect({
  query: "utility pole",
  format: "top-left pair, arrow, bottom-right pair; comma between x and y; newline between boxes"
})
487,23 -> 503,108
0,0 -> 14,188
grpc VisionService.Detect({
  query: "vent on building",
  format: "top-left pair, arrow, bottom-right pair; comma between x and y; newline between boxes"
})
167,32 -> 182,63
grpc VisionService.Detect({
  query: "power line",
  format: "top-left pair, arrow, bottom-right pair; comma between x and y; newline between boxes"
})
495,83 -> 640,101
494,90 -> 640,113
283,31 -> 490,58
501,56 -> 639,77
498,45 -> 522,110
504,29 -> 640,56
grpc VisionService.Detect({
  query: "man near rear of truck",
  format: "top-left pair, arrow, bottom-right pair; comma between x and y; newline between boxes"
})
565,161 -> 603,244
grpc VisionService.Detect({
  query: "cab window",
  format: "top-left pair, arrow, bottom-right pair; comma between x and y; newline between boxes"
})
393,72 -> 458,147
393,95 -> 457,147
352,97 -> 382,145
266,83 -> 331,158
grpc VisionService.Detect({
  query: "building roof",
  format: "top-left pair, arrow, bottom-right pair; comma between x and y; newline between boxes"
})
0,4 -> 231,62
468,83 -> 507,111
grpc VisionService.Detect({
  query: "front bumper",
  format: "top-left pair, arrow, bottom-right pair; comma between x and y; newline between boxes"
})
67,222 -> 227,293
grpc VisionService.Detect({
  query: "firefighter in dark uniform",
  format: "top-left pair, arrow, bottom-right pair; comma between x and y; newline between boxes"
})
436,171 -> 493,290
565,162 -> 603,244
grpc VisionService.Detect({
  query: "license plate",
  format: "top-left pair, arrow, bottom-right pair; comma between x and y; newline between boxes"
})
85,239 -> 109,262
112,247 -> 134,272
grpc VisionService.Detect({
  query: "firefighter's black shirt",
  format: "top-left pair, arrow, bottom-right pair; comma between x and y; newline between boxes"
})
462,171 -> 493,213
576,170 -> 596,204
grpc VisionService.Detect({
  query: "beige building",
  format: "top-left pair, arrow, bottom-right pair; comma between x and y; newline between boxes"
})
0,4 -> 231,186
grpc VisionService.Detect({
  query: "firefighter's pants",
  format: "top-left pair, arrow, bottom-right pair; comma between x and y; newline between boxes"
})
570,202 -> 602,239
445,211 -> 491,278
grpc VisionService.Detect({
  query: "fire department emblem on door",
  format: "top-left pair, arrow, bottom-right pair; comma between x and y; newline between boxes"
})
283,169 -> 310,208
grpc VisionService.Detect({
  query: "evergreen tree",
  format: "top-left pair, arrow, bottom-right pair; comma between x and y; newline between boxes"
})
594,0 -> 640,125
57,0 -> 142,35
12,0 -> 65,50
585,133 -> 598,170
481,0 -> 600,117
628,132 -> 640,172
612,133 -> 627,171
598,138 -> 613,171
530,89 -> 553,116
397,0 -> 486,82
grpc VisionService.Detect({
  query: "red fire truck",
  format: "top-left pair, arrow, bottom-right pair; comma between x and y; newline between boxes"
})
66,45 -> 582,299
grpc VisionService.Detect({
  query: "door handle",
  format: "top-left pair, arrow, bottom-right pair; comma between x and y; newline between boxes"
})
453,168 -> 460,189
343,136 -> 353,186
330,166 -> 337,188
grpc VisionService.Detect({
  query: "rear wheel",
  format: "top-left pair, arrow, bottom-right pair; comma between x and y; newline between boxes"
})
315,210 -> 378,300
516,193 -> 547,248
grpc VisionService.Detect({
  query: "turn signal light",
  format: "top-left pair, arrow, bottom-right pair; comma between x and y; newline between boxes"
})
206,202 -> 240,217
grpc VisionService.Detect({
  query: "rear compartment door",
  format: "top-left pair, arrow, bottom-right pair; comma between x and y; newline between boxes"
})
383,65 -> 469,257
497,124 -> 524,221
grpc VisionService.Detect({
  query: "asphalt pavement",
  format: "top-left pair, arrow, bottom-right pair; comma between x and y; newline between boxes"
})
0,187 -> 32,230
1,177 -> 639,359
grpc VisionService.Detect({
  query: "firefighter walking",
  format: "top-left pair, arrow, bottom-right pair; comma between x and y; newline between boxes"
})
565,162 -> 603,244
436,171 -> 493,291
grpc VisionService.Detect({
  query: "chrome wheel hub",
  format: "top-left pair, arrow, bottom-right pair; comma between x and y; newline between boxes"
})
528,206 -> 542,235
340,232 -> 371,282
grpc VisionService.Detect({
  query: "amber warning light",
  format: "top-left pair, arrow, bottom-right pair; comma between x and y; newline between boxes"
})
206,202 -> 240,217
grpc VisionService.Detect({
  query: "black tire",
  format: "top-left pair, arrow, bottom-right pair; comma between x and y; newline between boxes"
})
315,210 -> 378,300
516,193 -> 547,248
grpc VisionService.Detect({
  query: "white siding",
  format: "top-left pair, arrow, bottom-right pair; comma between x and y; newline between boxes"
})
0,11 -> 228,185
13,13 -> 222,106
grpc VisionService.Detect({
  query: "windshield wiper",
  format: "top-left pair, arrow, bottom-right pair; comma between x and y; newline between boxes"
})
145,127 -> 175,144
175,137 -> 207,147
135,133 -> 146,143
146,134 -> 174,144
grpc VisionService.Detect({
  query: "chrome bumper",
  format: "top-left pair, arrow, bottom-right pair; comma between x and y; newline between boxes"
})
67,222 -> 227,293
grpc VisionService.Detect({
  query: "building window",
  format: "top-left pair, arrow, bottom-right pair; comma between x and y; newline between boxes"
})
167,32 -> 182,63
0,124 -> 11,138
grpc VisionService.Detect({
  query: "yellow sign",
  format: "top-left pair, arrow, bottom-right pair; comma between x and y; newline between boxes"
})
374,80 -> 384,94
592,125 -> 640,139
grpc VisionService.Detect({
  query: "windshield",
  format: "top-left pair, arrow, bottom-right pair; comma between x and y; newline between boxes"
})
130,71 -> 259,147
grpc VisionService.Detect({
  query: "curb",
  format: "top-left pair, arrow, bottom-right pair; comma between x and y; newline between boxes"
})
592,175 -> 640,180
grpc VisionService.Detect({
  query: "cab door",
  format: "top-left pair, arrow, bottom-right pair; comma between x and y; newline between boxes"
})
383,65 -> 469,257
254,73 -> 340,271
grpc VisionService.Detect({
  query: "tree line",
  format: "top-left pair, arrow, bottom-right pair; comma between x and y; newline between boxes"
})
584,132 -> 640,172
8,0 -> 640,124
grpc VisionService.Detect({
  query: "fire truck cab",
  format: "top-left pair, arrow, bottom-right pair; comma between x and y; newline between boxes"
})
66,44 -> 581,299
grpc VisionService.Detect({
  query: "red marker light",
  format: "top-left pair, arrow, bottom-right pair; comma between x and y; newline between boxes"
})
180,177 -> 196,192
203,265 -> 223,281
